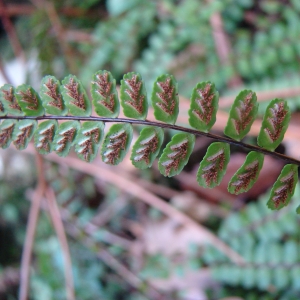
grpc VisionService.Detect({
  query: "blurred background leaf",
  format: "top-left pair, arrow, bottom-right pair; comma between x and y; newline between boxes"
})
0,0 -> 300,299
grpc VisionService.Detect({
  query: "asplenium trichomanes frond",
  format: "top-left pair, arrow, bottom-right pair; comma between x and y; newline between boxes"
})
0,71 -> 299,212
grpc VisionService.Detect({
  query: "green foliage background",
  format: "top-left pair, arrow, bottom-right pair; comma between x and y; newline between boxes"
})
1,0 -> 300,299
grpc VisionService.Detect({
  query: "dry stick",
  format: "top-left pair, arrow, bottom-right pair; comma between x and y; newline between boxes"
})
45,187 -> 75,300
43,153 -> 245,265
61,204 -> 133,250
30,0 -> 77,74
19,153 -> 46,300
64,217 -> 163,300
0,56 -> 12,84
0,3 -> 35,15
136,178 -> 179,199
177,170 -> 236,203
209,12 -> 243,88
0,0 -> 26,64
175,86 -> 300,111
219,86 -> 300,108
24,190 -> 137,293
88,196 -> 128,228
0,3 -> 106,18
86,226 -> 134,249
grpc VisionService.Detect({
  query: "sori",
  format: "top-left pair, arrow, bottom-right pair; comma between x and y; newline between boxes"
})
0,71 -> 299,212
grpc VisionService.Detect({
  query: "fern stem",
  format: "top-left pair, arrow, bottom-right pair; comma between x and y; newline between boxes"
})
1,115 -> 299,166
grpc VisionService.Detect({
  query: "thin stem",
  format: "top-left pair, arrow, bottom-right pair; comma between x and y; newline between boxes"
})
2,115 -> 300,166
45,188 -> 75,300
64,222 -> 163,300
40,153 -> 245,264
0,56 -> 12,84
19,153 -> 46,300
0,0 -> 26,63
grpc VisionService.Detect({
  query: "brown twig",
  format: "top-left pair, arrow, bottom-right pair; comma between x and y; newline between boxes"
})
209,12 -> 242,87
135,179 -> 179,199
40,153 -> 245,265
30,0 -> 77,74
219,87 -> 300,108
177,170 -> 236,203
85,224 -> 133,249
0,56 -> 12,84
0,3 -> 106,18
0,0 -> 26,63
89,196 -> 128,228
59,202 -> 133,249
63,216 -> 164,299
19,153 -> 46,300
23,187 -> 143,297
45,187 -> 75,300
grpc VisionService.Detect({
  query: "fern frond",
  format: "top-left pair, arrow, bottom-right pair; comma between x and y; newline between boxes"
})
61,75 -> 91,116
188,81 -> 219,132
101,123 -> 133,165
0,119 -> 16,149
224,90 -> 258,141
75,122 -> 104,162
267,164 -> 298,210
228,151 -> 264,195
158,133 -> 195,177
54,121 -> 80,157
131,126 -> 164,169
197,142 -> 230,188
40,76 -> 67,116
34,120 -> 58,154
0,71 -> 299,212
258,99 -> 291,151
0,84 -> 23,116
151,74 -> 179,124
120,72 -> 148,120
16,85 -> 44,116
13,120 -> 37,151
91,70 -> 120,118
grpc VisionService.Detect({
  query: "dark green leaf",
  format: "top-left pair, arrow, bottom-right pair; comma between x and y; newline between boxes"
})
15,84 -> 44,116
188,81 -> 219,132
267,164 -> 298,210
197,142 -> 230,188
61,75 -> 91,116
151,74 -> 179,124
257,99 -> 291,151
40,76 -> 67,116
0,84 -> 24,116
13,120 -> 37,150
0,119 -> 17,149
34,120 -> 58,154
101,123 -> 133,165
131,126 -> 164,169
158,133 -> 195,177
75,121 -> 104,162
54,121 -> 80,157
91,70 -> 119,118
120,72 -> 148,120
224,90 -> 258,141
228,151 -> 264,194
